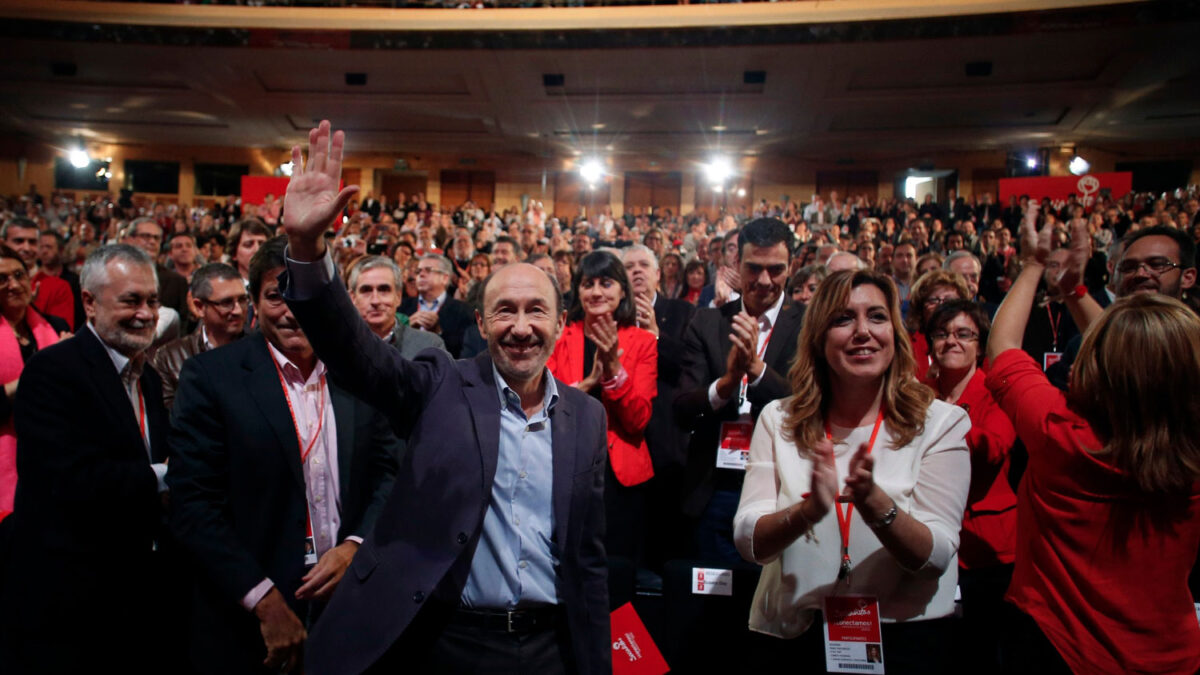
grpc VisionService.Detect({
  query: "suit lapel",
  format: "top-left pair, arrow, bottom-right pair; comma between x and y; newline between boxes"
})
330,381 -> 355,495
549,381 -> 576,550
244,337 -> 305,491
763,301 -> 803,371
77,327 -> 145,457
465,354 -> 502,500
716,300 -> 740,370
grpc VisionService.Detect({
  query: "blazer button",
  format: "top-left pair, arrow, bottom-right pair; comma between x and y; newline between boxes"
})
457,532 -> 468,544
413,591 -> 425,603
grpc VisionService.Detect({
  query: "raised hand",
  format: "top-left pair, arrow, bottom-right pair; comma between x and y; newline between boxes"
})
1019,203 -> 1053,266
282,120 -> 361,261
1057,217 -> 1091,292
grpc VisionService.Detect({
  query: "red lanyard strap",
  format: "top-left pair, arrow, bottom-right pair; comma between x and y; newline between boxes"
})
823,405 -> 886,581
268,342 -> 327,464
1046,304 -> 1062,352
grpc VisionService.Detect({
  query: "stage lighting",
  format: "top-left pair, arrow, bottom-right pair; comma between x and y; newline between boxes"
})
279,161 -> 295,177
69,148 -> 89,169
704,157 -> 733,185
737,188 -> 746,197
579,159 -> 604,185
1025,157 -> 1038,169
1069,156 -> 1090,176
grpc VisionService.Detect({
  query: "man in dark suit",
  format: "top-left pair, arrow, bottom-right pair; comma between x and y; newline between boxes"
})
399,253 -> 474,358
167,238 -> 400,674
279,121 -> 609,675
0,244 -> 175,671
360,192 -> 382,222
622,244 -> 696,570
674,217 -> 804,566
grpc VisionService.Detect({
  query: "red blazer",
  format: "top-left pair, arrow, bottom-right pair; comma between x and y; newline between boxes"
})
547,322 -> 657,487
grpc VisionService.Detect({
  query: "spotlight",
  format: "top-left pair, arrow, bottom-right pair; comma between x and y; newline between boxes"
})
1025,156 -> 1038,169
279,161 -> 295,177
737,188 -> 746,198
703,156 -> 733,185
69,148 -> 89,169
1069,156 -> 1090,176
579,159 -> 604,185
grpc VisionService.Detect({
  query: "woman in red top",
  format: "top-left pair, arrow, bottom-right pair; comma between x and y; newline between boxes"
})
547,250 -> 657,561
924,299 -> 1018,673
986,213 -> 1200,675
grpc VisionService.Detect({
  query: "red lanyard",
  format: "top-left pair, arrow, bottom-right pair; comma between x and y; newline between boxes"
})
136,380 -> 146,442
1046,305 -> 1061,352
269,343 -> 327,464
738,320 -> 776,408
824,405 -> 886,581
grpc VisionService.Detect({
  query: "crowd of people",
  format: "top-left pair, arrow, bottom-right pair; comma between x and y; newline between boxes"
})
0,124 -> 1198,674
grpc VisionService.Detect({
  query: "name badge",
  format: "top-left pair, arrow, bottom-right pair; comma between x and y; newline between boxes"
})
823,595 -> 885,673
1043,352 -> 1063,371
304,535 -> 318,567
716,420 -> 752,470
691,567 -> 733,596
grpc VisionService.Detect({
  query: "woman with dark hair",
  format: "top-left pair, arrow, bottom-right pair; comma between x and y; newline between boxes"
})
682,259 -> 708,305
788,264 -> 827,308
547,250 -> 657,558
985,213 -> 1200,674
734,269 -> 969,674
924,299 -> 1018,672
0,244 -> 67,520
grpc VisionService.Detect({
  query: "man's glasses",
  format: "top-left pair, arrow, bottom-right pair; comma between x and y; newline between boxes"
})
1116,257 -> 1183,276
201,295 -> 250,312
930,329 -> 979,342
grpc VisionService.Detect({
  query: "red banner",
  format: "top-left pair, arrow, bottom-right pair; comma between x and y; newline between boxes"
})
241,176 -> 292,207
998,172 -> 1132,208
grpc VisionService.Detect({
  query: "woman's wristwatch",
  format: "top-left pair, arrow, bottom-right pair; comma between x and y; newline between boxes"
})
866,500 -> 899,529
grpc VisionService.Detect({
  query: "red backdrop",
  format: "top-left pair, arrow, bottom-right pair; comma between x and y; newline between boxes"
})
998,172 -> 1132,208
240,176 -> 292,206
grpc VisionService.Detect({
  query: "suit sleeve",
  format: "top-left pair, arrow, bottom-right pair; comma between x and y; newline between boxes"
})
746,361 -> 792,410
673,312 -> 720,428
602,331 -> 656,435
167,357 -> 270,605
655,303 -> 694,385
14,352 -> 157,515
580,407 -> 611,674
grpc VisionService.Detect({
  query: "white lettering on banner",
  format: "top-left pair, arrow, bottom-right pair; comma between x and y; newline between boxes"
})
691,567 -> 733,596
613,637 -> 637,663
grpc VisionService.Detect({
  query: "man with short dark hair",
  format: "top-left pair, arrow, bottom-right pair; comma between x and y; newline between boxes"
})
36,228 -> 83,329
3,218 -> 74,329
0,244 -> 174,670
168,237 -> 401,673
168,231 -> 200,282
491,235 -> 521,267
151,262 -> 248,408
674,217 -> 805,564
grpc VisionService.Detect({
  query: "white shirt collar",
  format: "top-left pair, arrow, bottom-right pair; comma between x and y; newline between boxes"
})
87,322 -> 132,377
266,338 -> 326,386
757,289 -> 786,331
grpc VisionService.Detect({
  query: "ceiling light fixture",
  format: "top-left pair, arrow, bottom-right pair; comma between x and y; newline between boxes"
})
712,125 -> 727,132
68,147 -> 89,169
591,123 -> 606,130
279,161 -> 295,177
1069,155 -> 1090,176
703,156 -> 733,185
1025,156 -> 1038,169
579,158 -> 604,185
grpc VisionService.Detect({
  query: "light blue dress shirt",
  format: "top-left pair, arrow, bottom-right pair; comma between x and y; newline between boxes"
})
460,365 -> 560,609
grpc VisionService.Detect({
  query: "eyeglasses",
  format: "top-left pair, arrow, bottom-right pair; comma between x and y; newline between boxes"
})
930,329 -> 979,342
0,269 -> 29,285
1116,257 -> 1183,276
201,294 -> 250,312
924,296 -> 956,307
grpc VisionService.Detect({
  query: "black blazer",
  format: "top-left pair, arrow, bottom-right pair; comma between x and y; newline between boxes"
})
646,294 -> 695,472
0,326 -> 170,670
284,273 -> 611,675
673,298 -> 804,517
399,294 -> 475,359
167,334 -> 400,674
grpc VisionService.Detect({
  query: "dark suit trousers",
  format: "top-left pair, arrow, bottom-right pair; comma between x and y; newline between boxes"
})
367,602 -> 574,675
